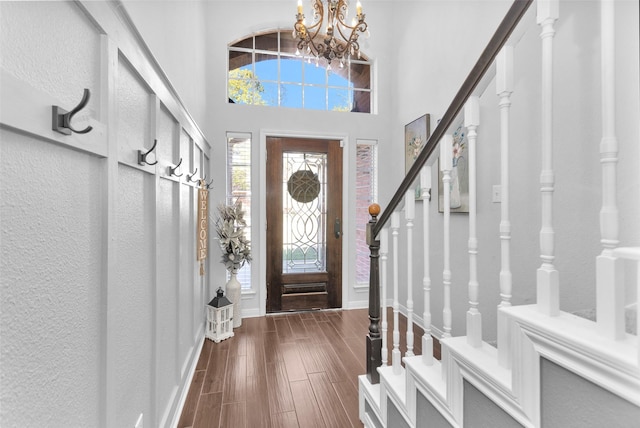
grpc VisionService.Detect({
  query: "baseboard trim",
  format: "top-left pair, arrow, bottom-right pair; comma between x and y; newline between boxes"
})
170,333 -> 205,428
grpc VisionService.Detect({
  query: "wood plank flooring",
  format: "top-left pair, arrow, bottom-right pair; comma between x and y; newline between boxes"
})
178,308 -> 438,428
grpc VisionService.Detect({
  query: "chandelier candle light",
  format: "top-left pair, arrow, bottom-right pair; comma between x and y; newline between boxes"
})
293,0 -> 369,69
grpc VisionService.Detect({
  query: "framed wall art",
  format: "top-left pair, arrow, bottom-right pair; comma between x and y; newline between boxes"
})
438,123 -> 469,213
404,114 -> 431,174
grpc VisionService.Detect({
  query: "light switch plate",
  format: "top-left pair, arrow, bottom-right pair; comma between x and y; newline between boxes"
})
492,185 -> 502,203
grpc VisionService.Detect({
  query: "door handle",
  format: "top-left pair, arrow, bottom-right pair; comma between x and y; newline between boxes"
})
334,218 -> 341,239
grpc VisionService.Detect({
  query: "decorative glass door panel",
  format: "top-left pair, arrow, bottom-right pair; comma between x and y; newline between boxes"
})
266,137 -> 342,312
282,151 -> 327,274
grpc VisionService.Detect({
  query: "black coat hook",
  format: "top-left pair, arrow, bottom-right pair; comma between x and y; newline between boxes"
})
186,168 -> 198,182
205,179 -> 213,189
168,158 -> 183,177
52,88 -> 93,135
138,139 -> 158,166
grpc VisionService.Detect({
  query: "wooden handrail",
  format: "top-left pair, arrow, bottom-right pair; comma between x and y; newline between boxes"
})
372,0 -> 532,238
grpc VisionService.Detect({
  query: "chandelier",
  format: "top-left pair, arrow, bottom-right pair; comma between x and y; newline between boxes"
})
293,0 -> 369,68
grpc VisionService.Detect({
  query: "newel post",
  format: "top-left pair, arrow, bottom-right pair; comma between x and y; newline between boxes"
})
366,203 -> 382,384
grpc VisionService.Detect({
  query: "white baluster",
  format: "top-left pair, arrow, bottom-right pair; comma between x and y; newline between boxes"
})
421,166 -> 434,365
440,136 -> 453,338
536,0 -> 560,316
391,212 -> 402,374
496,46 -> 513,366
596,0 -> 624,340
380,227 -> 389,366
405,190 -> 415,357
465,96 -> 482,348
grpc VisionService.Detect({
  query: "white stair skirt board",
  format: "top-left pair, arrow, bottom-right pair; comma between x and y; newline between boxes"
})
403,357 -> 455,427
359,375 -> 382,427
442,337 -> 531,427
378,365 -> 409,425
359,304 -> 639,427
501,304 -> 640,407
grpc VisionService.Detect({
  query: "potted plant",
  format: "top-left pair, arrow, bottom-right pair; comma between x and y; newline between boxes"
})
214,200 -> 251,328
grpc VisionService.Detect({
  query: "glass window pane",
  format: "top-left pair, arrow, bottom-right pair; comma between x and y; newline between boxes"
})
228,74 -> 268,106
303,85 -> 326,110
227,135 -> 252,289
350,62 -> 371,89
259,81 -> 280,106
352,90 -> 370,113
328,87 -> 351,112
231,38 -> 253,49
281,57 -> 303,83
303,62 -> 327,86
255,33 -> 279,52
280,34 -> 300,55
255,53 -> 278,77
328,70 -> 351,88
229,50 -> 252,70
280,83 -> 303,109
355,142 -> 377,285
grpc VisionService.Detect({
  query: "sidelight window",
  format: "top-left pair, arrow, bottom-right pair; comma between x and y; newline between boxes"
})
226,133 -> 252,289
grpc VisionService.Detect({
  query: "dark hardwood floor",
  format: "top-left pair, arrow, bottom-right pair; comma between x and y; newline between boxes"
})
178,308 -> 437,428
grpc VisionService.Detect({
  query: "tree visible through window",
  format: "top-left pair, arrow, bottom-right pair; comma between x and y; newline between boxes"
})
228,30 -> 371,113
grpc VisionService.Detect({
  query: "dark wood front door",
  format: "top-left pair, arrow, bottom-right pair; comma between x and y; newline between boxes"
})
266,137 -> 343,312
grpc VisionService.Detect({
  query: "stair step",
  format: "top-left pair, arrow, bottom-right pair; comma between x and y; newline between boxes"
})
379,365 -> 410,423
379,365 -> 407,403
404,356 -> 447,403
358,375 -> 382,427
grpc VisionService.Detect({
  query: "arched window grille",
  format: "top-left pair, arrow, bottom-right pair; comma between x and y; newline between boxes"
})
228,30 -> 371,113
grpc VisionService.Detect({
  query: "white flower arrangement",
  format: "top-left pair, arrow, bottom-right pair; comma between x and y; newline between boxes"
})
214,201 -> 251,274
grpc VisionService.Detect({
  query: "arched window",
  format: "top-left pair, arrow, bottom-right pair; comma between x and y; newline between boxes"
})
228,30 -> 371,113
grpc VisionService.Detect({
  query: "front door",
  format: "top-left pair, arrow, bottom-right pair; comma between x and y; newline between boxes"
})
266,137 -> 343,312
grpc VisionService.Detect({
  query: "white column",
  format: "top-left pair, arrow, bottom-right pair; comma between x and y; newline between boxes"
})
465,96 -> 482,348
391,212 -> 402,374
405,190 -> 415,357
380,227 -> 389,366
440,136 -> 453,338
421,166 -> 434,365
496,46 -> 514,366
536,0 -> 560,316
596,0 -> 624,340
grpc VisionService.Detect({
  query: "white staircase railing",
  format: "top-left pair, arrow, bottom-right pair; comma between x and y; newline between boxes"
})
361,0 -> 639,426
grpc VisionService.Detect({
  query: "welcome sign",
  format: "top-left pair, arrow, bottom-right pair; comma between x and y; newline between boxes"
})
197,181 -> 208,275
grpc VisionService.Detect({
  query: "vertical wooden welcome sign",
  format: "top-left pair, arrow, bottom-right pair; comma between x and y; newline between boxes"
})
197,179 -> 208,276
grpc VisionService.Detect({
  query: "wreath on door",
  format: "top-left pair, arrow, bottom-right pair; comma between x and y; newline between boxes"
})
287,170 -> 320,203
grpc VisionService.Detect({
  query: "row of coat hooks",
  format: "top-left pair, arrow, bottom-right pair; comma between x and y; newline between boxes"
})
137,139 -> 212,188
52,89 -> 212,189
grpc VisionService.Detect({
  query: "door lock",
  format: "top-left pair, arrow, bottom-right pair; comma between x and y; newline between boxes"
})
334,218 -> 341,239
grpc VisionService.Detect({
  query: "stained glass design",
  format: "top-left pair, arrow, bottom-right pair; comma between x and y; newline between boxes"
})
282,151 -> 327,273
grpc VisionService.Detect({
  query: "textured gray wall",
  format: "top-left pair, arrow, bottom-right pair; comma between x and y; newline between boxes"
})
417,390 -> 453,428
541,358 -> 640,427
